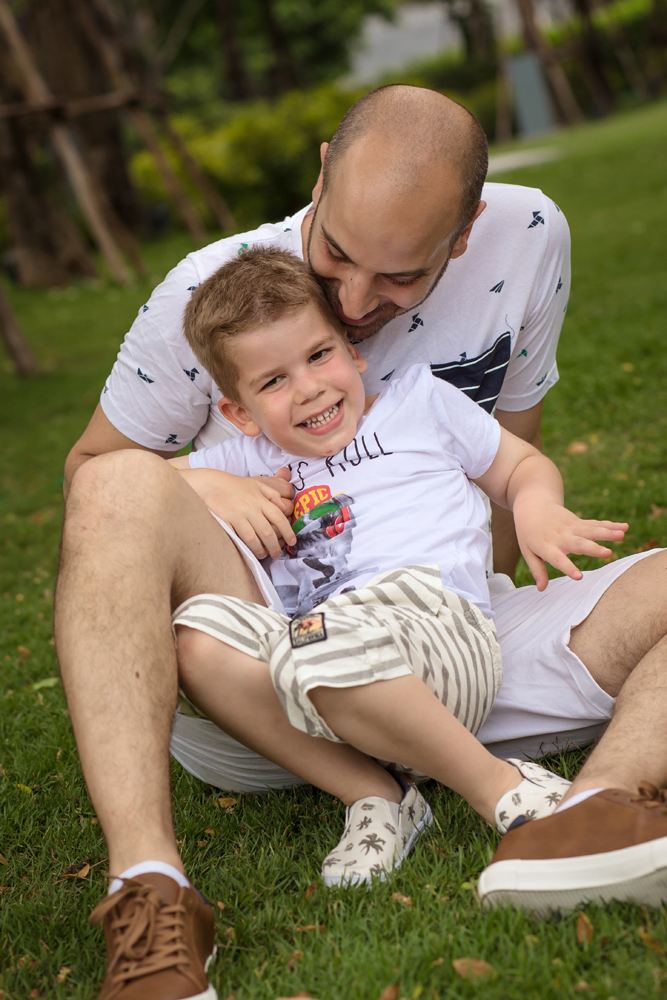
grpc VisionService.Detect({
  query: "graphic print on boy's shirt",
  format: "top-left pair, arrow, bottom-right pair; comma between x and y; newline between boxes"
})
277,486 -> 368,615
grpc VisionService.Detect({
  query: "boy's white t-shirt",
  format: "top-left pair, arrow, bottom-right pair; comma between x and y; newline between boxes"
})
189,365 -> 501,619
100,182 -> 570,452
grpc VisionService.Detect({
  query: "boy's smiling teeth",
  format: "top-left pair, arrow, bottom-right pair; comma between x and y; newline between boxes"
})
301,402 -> 340,428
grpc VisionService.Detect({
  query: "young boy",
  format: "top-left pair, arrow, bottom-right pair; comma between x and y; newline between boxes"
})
168,247 -> 626,885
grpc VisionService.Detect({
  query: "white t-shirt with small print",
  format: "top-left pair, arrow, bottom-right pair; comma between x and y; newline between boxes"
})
100,182 -> 570,453
189,364 -> 501,619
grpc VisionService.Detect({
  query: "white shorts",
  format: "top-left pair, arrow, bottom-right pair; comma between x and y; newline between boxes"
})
169,519 -> 661,791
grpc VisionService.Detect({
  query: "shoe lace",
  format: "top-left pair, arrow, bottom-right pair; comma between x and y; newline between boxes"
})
631,783 -> 667,812
90,878 -> 200,999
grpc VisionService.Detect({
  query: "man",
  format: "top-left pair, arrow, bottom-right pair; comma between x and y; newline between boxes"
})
57,85 -> 667,997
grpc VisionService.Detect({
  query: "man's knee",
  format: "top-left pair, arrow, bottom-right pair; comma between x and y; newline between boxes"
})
67,450 -> 176,523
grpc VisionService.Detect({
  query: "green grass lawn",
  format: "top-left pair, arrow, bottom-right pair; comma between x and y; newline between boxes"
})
1,100 -> 667,999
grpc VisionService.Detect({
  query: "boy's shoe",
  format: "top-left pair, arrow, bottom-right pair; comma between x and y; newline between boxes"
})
321,781 -> 433,886
90,872 -> 217,999
495,759 -> 571,834
479,785 -> 667,915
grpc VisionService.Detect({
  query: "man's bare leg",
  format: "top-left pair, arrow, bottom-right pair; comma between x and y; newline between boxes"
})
56,450 -> 274,877
566,549 -> 667,796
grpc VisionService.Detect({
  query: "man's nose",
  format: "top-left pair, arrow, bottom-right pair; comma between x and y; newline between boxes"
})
338,271 -> 379,320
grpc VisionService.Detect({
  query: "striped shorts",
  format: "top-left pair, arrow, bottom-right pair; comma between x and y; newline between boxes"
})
173,565 -> 502,743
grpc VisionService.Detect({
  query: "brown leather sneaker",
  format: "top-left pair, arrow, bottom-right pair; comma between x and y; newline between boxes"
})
478,784 -> 667,916
90,872 -> 217,999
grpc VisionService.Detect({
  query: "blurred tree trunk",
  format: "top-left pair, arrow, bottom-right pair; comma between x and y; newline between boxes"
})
0,43 -> 96,287
445,0 -> 496,63
24,0 -> 142,232
217,0 -> 251,100
256,0 -> 300,93
569,0 -> 616,114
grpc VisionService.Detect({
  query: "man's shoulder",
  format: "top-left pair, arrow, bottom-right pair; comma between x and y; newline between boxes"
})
480,181 -> 561,225
185,207 -> 307,284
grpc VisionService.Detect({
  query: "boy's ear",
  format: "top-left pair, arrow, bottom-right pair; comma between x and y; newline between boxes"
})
346,340 -> 367,375
217,397 -> 262,437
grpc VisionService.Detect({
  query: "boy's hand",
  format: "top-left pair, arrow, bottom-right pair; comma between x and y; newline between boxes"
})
177,467 -> 295,559
514,497 -> 628,591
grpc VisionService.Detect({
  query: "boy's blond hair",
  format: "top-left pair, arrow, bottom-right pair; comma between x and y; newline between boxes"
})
183,246 -> 346,402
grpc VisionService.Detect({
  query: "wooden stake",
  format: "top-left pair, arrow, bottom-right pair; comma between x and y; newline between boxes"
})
159,114 -> 236,232
76,0 -> 208,244
0,0 -> 132,285
515,0 -> 585,124
0,283 -> 38,376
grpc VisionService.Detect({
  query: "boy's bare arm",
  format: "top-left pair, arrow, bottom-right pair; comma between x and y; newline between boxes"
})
473,428 -> 627,591
166,457 -> 296,560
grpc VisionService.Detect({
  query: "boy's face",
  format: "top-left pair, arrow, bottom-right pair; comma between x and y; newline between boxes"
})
218,302 -> 368,457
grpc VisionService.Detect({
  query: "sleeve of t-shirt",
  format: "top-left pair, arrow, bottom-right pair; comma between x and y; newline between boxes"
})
188,434 -> 280,478
495,197 -> 571,412
430,373 -> 501,479
100,255 -> 216,452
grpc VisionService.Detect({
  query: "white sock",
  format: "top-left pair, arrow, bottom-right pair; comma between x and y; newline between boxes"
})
555,788 -> 603,814
108,860 -> 191,895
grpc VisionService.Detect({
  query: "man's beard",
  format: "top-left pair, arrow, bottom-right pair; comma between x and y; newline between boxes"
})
307,205 -> 454,341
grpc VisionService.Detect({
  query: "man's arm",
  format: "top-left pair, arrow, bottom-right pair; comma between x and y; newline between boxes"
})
490,401 -> 543,579
64,404 -> 173,496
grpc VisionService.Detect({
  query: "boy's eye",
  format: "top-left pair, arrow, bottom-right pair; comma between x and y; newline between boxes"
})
261,374 -> 284,390
309,348 -> 330,362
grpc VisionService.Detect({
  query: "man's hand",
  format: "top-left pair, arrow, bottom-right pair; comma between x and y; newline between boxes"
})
513,496 -> 628,592
175,466 -> 295,559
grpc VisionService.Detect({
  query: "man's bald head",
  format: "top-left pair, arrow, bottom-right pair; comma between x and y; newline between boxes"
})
322,85 -> 488,235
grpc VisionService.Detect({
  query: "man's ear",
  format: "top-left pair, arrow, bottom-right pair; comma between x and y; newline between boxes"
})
217,397 -> 262,437
346,340 -> 367,375
311,141 -> 329,207
450,200 -> 487,260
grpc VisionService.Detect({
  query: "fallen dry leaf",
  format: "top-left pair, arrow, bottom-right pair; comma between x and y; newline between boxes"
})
452,958 -> 494,980
431,957 -> 444,968
378,986 -> 400,1000
30,677 -> 59,691
575,981 -> 594,993
56,749 -> 62,760
287,949 -> 302,971
205,827 -> 215,835
274,994 -> 319,1000
56,967 -> 71,983
217,900 -> 225,911
567,441 -> 589,455
17,784 -> 33,794
391,892 -> 413,907
224,927 -> 236,941
17,646 -> 31,663
639,926 -> 665,955
0,854 -> 7,865
649,505 -> 667,522
295,924 -> 325,933
77,863 -> 90,880
28,990 -> 40,998
576,911 -> 594,946
305,881 -> 318,900
635,538 -> 659,553
198,840 -> 207,848
218,797 -> 237,811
